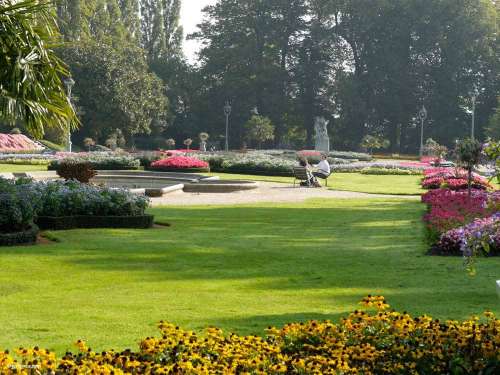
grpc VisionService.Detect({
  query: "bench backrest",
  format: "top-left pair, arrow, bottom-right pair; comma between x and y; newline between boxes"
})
293,167 -> 309,180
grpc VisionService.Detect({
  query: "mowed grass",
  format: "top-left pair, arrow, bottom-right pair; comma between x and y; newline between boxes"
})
206,172 -> 424,195
0,163 -> 48,173
1,198 -> 499,354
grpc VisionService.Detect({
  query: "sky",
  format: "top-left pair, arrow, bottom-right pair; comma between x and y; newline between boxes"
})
180,0 -> 217,62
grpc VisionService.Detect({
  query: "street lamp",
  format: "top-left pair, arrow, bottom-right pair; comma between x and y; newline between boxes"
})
63,77 -> 75,152
471,85 -> 480,140
223,101 -> 232,152
418,105 -> 428,158
250,106 -> 259,116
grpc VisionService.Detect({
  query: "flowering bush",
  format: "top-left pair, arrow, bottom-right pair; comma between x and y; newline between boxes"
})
150,156 -> 209,171
422,167 -> 492,190
435,214 -> 500,257
2,296 -> 499,374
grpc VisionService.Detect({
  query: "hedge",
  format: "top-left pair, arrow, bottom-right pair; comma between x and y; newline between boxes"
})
147,167 -> 210,173
2,296 -> 499,374
36,215 -> 154,230
0,224 -> 39,246
48,155 -> 140,170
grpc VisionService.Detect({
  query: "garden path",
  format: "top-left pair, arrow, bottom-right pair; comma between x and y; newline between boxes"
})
151,182 -> 420,206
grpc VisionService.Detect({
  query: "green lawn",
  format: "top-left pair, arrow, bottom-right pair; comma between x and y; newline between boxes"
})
206,172 -> 424,195
1,198 -> 499,354
0,163 -> 48,173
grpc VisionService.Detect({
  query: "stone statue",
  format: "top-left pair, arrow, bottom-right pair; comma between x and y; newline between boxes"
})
314,117 -> 330,153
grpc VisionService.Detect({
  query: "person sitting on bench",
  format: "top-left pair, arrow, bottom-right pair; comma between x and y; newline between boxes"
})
298,157 -> 318,186
313,154 -> 331,180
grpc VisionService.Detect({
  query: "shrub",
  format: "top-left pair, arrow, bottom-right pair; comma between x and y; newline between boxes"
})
2,296 -> 499,374
0,178 -> 40,232
35,181 -> 150,217
56,161 -> 97,183
298,149 -> 372,161
150,156 -> 209,171
360,167 -> 422,175
422,167 -> 492,190
0,134 -> 44,153
48,154 -> 140,170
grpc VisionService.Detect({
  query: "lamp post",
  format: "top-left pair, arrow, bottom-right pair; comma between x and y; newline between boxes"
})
223,101 -> 232,152
250,106 -> 259,116
471,85 -> 479,140
418,105 -> 428,158
63,77 -> 75,152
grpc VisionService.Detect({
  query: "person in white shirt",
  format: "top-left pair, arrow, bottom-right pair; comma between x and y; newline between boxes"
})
313,154 -> 331,181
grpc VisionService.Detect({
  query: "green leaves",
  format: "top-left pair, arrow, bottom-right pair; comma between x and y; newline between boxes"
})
0,0 -> 77,138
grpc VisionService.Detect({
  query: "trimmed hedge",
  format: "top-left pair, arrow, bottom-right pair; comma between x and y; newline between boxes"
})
0,224 -> 39,246
48,155 -> 140,170
36,215 -> 154,230
360,167 -> 423,175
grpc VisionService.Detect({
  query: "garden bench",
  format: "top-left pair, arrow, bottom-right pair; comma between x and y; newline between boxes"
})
293,167 -> 311,187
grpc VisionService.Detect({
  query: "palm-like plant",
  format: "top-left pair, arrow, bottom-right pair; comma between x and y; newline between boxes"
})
0,0 -> 77,138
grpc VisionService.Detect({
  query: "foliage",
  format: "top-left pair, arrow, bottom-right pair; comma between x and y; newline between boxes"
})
198,132 -> 209,141
58,41 -> 168,144
360,135 -> 390,154
0,0 -> 77,138
9,127 -> 21,135
83,137 -> 95,151
34,180 -> 149,217
199,153 -> 297,176
48,154 -> 140,170
150,156 -> 209,170
484,139 -> 500,182
39,139 -> 65,152
2,296 -> 500,373
183,138 -> 193,150
0,158 -> 51,165
188,0 -> 497,151
244,115 -> 275,148
56,161 -> 97,183
360,167 -> 422,176
0,178 -> 39,232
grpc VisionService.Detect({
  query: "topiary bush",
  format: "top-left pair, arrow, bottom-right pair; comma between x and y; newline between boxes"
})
56,160 -> 97,183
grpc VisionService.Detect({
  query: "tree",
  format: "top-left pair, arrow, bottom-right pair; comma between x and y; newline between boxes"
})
456,138 -> 483,198
59,42 -> 168,145
485,98 -> 500,139
0,0 -> 77,138
244,115 -> 275,149
183,138 -> 192,151
360,135 -> 390,155
165,138 -> 175,149
83,137 -> 95,151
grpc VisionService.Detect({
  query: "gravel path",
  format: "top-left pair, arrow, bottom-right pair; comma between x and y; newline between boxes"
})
151,182 -> 420,206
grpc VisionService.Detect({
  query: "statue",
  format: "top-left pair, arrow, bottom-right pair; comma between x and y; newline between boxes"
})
314,117 -> 330,153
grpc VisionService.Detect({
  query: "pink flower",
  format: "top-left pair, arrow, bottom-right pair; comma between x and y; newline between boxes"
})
151,156 -> 209,169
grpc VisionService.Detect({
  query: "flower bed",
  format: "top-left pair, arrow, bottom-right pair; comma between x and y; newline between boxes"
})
198,153 -> 297,176
422,167 -> 492,190
0,134 -> 44,153
422,188 -> 500,254
298,149 -> 372,161
360,167 -> 422,175
432,214 -> 500,256
48,153 -> 140,171
0,178 -> 151,242
2,296 -> 499,374
149,156 -> 210,173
